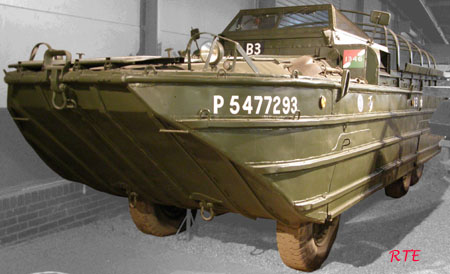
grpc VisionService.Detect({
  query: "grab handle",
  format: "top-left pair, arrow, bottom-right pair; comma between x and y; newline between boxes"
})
29,42 -> 52,61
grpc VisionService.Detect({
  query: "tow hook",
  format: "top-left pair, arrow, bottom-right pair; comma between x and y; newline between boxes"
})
199,201 -> 215,221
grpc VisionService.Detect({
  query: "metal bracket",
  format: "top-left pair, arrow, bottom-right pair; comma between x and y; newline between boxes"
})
128,192 -> 138,208
189,192 -> 223,204
176,209 -> 196,241
189,192 -> 221,222
42,48 -> 72,110
104,57 -> 113,70
50,79 -> 68,110
198,108 -> 211,120
73,59 -> 81,71
337,69 -> 350,102
16,61 -> 23,73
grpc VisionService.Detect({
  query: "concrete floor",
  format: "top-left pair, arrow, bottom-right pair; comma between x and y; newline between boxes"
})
1,154 -> 449,274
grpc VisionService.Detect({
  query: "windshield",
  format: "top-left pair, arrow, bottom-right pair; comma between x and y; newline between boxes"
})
226,7 -> 330,32
228,14 -> 279,31
225,6 -> 368,41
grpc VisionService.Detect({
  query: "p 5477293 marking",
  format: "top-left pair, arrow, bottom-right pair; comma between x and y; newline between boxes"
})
213,95 -> 298,115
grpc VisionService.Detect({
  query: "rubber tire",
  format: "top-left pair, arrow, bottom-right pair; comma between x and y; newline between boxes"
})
129,199 -> 196,237
276,216 -> 340,272
410,165 -> 424,186
385,173 -> 411,198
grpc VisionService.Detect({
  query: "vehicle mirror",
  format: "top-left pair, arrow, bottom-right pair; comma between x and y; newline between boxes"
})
370,10 -> 391,26
191,28 -> 200,40
337,69 -> 350,102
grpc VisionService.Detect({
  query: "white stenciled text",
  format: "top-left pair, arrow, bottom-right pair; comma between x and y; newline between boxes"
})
213,95 -> 298,115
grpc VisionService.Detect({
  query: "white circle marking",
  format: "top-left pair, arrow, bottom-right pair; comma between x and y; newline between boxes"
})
357,94 -> 364,112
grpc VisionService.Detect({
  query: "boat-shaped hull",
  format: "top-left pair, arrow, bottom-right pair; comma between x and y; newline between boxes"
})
6,70 -> 441,226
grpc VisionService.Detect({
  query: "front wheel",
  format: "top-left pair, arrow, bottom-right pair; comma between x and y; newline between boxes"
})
276,216 -> 340,272
129,196 -> 196,237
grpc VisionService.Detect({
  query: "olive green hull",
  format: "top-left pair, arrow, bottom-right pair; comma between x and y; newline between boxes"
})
6,71 -> 441,226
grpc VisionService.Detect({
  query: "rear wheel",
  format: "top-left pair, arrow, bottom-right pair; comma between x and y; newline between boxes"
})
276,216 -> 340,272
129,196 -> 196,237
385,173 -> 411,198
410,164 -> 424,186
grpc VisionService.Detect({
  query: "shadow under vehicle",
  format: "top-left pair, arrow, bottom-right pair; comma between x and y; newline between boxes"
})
4,4 -> 446,272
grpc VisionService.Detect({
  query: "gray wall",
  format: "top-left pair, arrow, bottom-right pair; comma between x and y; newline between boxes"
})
0,109 -> 59,191
0,0 -> 141,108
157,0 -> 258,55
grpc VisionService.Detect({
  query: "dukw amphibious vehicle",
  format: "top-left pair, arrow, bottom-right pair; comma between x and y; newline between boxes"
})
4,4 -> 445,271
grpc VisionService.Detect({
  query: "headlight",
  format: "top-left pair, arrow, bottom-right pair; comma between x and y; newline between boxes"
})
200,41 -> 224,65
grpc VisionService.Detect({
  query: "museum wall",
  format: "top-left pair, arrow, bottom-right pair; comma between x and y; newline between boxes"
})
157,0 -> 258,55
276,0 -> 359,21
428,44 -> 450,75
0,108 -> 59,191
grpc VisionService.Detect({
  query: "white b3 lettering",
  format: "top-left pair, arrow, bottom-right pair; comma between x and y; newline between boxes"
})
246,43 -> 262,55
246,43 -> 254,55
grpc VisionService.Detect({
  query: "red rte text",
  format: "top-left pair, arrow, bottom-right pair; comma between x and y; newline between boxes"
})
389,250 -> 420,262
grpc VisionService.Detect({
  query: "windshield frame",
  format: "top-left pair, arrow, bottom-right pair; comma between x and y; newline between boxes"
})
333,9 -> 370,40
222,4 -> 371,42
223,4 -> 334,33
